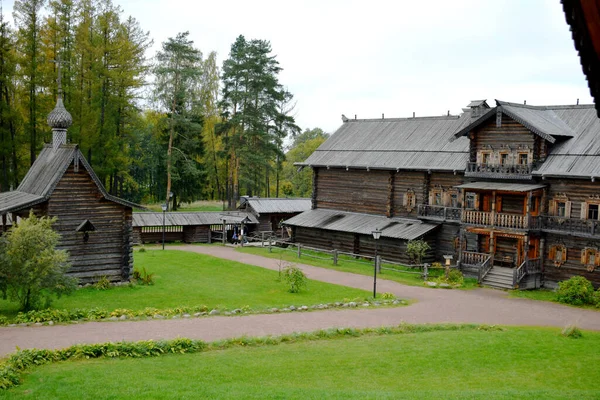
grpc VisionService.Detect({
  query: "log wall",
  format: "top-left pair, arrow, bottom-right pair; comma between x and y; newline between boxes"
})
471,116 -> 536,164
315,168 -> 389,215
392,171 -> 427,218
47,163 -> 133,284
546,177 -> 600,219
544,233 -> 600,288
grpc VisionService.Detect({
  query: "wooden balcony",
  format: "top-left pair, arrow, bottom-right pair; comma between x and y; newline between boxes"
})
540,216 -> 600,237
417,205 -> 461,221
462,210 -> 539,230
465,162 -> 533,180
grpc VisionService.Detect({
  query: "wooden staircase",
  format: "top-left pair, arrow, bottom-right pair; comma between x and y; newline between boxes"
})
481,266 -> 514,290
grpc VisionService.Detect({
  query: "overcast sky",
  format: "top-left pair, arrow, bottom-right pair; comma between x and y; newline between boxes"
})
3,0 -> 594,133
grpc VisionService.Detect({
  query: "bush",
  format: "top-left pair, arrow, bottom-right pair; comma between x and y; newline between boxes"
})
381,292 -> 395,300
406,240 -> 430,266
593,289 -> 600,308
138,247 -> 146,253
0,211 -> 77,311
94,276 -> 111,291
556,276 -> 595,306
282,265 -> 307,293
446,269 -> 464,285
132,267 -> 155,285
561,324 -> 583,338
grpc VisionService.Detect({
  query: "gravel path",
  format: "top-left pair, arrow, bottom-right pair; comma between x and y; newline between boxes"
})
1,244 -> 599,357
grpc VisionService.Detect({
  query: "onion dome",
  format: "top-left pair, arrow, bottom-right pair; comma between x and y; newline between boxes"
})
47,97 -> 73,130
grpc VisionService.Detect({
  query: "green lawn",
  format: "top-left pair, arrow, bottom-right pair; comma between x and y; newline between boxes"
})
5,327 -> 600,399
238,246 -> 478,289
0,250 -> 371,318
141,200 -> 223,212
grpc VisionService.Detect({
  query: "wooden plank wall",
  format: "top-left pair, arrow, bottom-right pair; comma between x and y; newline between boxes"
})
392,171 -> 427,218
183,225 -> 210,243
544,233 -> 600,287
315,168 -> 389,215
294,227 -> 436,264
472,116 -> 536,163
48,163 -> 132,284
546,177 -> 600,219
435,223 -> 460,260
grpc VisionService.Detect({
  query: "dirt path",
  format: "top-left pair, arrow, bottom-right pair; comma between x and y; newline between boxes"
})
1,245 -> 599,357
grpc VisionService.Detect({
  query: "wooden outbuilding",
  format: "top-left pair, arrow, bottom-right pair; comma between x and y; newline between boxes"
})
0,96 -> 138,283
286,99 -> 600,289
238,197 -> 311,236
132,211 -> 258,244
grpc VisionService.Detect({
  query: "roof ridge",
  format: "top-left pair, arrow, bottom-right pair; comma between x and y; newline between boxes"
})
496,99 -> 594,110
345,115 -> 461,123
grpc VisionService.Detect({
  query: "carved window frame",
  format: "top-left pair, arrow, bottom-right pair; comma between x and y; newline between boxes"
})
479,151 -> 491,165
517,152 -> 529,165
465,193 -> 477,210
549,194 -> 571,219
403,189 -> 416,211
499,151 -> 510,166
446,189 -> 459,208
581,247 -> 600,271
581,197 -> 600,221
548,244 -> 567,267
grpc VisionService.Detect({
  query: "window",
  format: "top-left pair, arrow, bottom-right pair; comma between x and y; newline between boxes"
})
549,244 -> 567,267
581,247 -> 600,271
450,193 -> 459,208
481,153 -> 491,165
500,153 -> 509,165
403,189 -> 416,211
550,196 -> 571,218
588,204 -> 599,220
518,153 -> 529,165
557,202 -> 566,217
465,193 -> 477,210
434,191 -> 442,206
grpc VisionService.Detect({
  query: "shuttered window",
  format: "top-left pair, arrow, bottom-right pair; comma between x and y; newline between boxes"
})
549,197 -> 571,218
581,247 -> 600,271
548,244 -> 567,266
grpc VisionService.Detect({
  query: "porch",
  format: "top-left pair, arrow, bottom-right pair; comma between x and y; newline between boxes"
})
459,250 -> 542,289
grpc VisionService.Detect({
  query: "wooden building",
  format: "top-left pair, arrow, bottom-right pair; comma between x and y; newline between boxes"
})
132,211 -> 258,244
285,99 -> 600,289
0,96 -> 138,284
238,197 -> 311,235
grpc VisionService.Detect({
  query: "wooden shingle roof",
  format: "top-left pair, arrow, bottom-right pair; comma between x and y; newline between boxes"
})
0,144 -> 141,215
239,197 -> 312,215
283,209 -> 439,240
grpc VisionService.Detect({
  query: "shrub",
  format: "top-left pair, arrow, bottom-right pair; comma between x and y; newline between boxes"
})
132,267 -> 155,285
561,324 -> 583,338
0,211 -> 77,311
94,276 -> 111,291
381,292 -> 395,300
446,269 -> 464,285
593,289 -> 600,308
282,265 -> 307,293
138,247 -> 146,253
556,276 -> 595,306
406,240 -> 430,266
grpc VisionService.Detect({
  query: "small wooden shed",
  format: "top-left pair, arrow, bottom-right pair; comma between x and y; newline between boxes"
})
238,197 -> 311,235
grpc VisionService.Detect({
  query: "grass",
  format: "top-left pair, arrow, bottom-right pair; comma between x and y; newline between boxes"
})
5,326 -> 600,399
0,250 -> 371,318
237,245 -> 478,289
141,200 -> 223,212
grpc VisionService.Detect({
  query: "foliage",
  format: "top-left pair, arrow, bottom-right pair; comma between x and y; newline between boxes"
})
282,265 -> 307,293
381,292 -> 395,300
435,269 -> 464,286
556,276 -> 595,306
132,267 -> 154,285
280,128 -> 329,197
406,239 -> 431,266
561,324 -> 583,339
219,35 -> 299,207
93,276 -> 111,291
594,289 -> 600,308
0,212 -> 76,311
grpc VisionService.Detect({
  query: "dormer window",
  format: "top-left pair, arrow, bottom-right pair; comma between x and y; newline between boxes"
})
481,153 -> 491,165
518,153 -> 529,165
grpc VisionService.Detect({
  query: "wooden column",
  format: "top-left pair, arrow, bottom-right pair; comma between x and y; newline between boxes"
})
311,168 -> 318,210
491,191 -> 497,227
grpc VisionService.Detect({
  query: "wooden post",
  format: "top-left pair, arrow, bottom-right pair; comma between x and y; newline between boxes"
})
297,244 -> 301,258
261,231 -> 265,247
222,220 -> 226,245
208,229 -> 212,244
268,239 -> 272,253
333,249 -> 338,265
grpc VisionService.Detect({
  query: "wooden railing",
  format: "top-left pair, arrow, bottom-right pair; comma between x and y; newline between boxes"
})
465,162 -> 533,179
462,210 -> 493,226
541,216 -> 600,237
514,258 -> 541,286
462,210 -> 537,230
461,251 -> 489,266
526,258 -> 542,274
417,205 -> 461,221
514,260 -> 527,284
478,256 -> 493,283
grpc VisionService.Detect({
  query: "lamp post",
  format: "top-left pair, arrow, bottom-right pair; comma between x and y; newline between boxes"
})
161,203 -> 167,250
372,228 -> 382,298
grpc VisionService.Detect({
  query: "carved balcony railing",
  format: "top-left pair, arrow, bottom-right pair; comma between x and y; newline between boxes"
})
465,162 -> 533,180
540,216 -> 600,237
462,210 -> 539,230
417,205 -> 461,221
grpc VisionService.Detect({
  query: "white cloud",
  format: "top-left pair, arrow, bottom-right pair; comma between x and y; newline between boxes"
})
2,0 -> 593,133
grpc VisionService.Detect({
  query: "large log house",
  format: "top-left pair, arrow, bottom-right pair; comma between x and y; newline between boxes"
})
0,96 -> 138,284
285,100 -> 600,289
